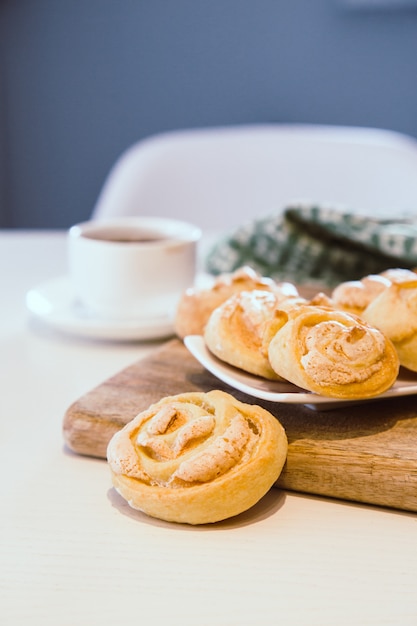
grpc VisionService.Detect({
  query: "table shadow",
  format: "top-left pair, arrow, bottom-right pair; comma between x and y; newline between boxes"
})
107,485 -> 286,531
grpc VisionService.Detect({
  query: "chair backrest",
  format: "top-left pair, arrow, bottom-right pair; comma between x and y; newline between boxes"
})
92,124 -> 417,233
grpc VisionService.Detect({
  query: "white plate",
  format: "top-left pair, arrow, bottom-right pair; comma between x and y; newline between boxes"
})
184,335 -> 417,410
26,276 -> 176,341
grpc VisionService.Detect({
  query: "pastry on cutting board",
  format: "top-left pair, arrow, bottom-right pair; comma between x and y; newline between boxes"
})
266,305 -> 399,399
107,390 -> 288,525
174,265 -> 299,339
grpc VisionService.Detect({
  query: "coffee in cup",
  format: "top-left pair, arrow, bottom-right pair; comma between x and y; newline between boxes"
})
68,216 -> 201,321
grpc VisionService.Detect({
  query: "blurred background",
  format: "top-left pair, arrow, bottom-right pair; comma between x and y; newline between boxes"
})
1,0 -> 417,229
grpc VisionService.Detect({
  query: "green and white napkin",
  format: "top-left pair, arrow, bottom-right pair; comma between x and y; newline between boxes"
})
206,204 -> 417,287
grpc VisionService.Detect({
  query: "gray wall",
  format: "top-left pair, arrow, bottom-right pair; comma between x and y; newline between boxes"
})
1,0 -> 417,228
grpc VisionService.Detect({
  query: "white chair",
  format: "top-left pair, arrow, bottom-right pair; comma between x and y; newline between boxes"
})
92,123 -> 417,234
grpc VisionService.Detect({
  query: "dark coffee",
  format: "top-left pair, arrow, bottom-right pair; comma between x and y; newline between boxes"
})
83,227 -> 169,244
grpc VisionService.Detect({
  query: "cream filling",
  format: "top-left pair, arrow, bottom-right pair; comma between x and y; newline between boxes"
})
300,321 -> 385,385
111,399 -> 259,488
171,414 -> 252,483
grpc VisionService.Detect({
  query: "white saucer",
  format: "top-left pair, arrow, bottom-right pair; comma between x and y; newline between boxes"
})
184,335 -> 417,410
26,276 -> 176,341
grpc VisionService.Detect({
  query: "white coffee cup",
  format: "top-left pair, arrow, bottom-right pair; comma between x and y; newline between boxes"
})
68,216 -> 201,321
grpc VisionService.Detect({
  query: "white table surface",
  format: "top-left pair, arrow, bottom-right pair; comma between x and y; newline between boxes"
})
2,229 -> 417,626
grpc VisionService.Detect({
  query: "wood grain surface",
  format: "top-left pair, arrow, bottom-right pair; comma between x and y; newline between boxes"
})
63,338 -> 417,513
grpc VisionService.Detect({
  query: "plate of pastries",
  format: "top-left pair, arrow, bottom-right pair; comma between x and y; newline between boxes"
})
175,266 -> 417,408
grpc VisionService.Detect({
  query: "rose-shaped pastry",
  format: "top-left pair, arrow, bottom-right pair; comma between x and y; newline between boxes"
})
331,268 -> 417,371
362,279 -> 417,372
204,289 -> 295,380
331,274 -> 391,316
267,305 -> 399,399
107,390 -> 288,525
331,268 -> 417,316
174,265 -> 300,339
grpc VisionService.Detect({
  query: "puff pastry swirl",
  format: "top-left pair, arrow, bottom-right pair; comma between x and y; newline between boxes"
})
107,390 -> 288,525
332,268 -> 417,371
267,305 -> 399,399
174,265 -> 303,339
174,266 -> 280,339
361,279 -> 417,372
331,268 -> 417,316
204,289 -> 296,380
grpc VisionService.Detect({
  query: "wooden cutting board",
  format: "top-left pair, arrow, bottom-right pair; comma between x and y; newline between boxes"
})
63,338 -> 417,513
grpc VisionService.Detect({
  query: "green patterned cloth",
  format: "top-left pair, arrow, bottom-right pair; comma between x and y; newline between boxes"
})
206,205 -> 417,287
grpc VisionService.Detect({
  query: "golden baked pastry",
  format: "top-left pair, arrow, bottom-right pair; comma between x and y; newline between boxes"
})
331,268 -> 417,371
331,274 -> 391,316
174,265 -> 297,339
204,289 -> 288,380
362,279 -> 417,372
380,268 -> 417,283
202,283 -> 332,380
267,305 -> 399,399
331,268 -> 417,316
107,390 -> 288,525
